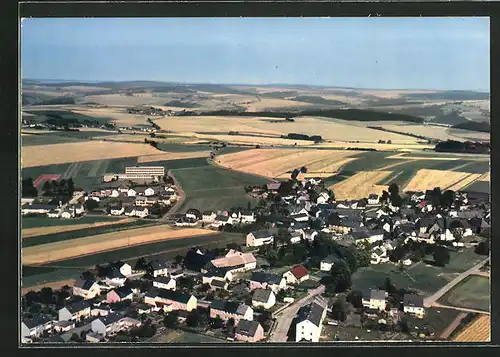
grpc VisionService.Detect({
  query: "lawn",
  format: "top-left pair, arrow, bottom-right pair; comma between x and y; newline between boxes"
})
438,275 -> 490,312
404,307 -> 464,338
168,331 -> 226,343
351,263 -> 414,293
22,163 -> 72,181
22,220 -> 156,247
21,215 -> 122,229
173,164 -> 268,212
22,134 -> 84,146
145,157 -> 210,171
22,266 -> 83,288
462,180 -> 489,194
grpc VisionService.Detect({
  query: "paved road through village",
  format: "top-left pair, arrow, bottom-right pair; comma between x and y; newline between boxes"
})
269,285 -> 325,342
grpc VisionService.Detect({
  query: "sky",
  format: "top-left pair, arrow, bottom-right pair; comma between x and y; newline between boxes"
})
21,17 -> 490,91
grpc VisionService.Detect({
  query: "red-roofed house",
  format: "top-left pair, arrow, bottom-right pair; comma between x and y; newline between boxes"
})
282,265 -> 309,285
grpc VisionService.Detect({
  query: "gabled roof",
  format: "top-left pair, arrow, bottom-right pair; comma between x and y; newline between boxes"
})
106,267 -> 126,279
251,271 -> 282,285
291,265 -> 308,279
23,314 -> 52,329
210,300 -> 248,315
215,215 -> 230,222
154,275 -> 175,284
368,194 -> 379,199
403,294 -> 424,308
322,253 -> 342,264
251,230 -> 273,239
73,279 -> 96,291
363,289 -> 387,301
111,287 -> 133,299
252,288 -> 273,303
211,279 -> 227,288
235,320 -> 261,337
65,300 -> 90,314
94,312 -> 123,326
296,299 -> 326,327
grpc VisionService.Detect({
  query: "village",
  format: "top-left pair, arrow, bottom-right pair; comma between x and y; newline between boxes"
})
21,165 -> 491,344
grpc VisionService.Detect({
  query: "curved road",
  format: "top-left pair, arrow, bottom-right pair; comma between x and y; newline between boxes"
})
160,169 -> 186,222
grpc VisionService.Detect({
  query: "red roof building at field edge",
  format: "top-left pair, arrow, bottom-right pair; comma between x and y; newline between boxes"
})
291,266 -> 308,280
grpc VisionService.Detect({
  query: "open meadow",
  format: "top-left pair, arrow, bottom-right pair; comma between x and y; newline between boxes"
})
438,275 -> 490,312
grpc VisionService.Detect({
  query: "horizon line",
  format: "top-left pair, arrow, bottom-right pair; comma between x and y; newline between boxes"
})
22,78 -> 490,94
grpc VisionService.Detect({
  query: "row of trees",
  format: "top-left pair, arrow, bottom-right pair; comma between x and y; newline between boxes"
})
22,178 -> 38,197
41,178 -> 75,198
388,240 -> 451,267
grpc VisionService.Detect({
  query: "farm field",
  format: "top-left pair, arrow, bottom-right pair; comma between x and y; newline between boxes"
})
167,331 -> 226,343
22,217 -> 134,238
462,180 -> 490,194
21,133 -> 85,146
23,225 -> 220,265
453,315 -> 490,342
171,164 -> 268,212
403,169 -> 484,192
329,171 -> 392,200
137,151 -> 211,163
22,219 -> 155,247
21,141 -> 162,167
438,275 -> 490,312
216,148 -> 358,179
21,215 -> 122,229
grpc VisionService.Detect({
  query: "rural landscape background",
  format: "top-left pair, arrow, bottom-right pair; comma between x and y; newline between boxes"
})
21,17 -> 490,344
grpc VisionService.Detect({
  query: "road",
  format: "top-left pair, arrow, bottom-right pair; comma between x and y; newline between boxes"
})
424,258 -> 489,308
268,285 -> 325,343
432,302 -> 490,315
160,170 -> 186,222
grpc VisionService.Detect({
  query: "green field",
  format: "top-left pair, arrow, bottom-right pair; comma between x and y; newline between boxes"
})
23,220 -> 156,247
146,157 -> 210,171
352,248 -> 486,296
22,215 -> 122,229
24,109 -> 113,124
172,164 -> 268,212
156,143 -> 212,153
462,180 -> 489,194
438,275 -> 490,312
169,331 -> 226,343
22,134 -> 84,146
404,307 -> 464,338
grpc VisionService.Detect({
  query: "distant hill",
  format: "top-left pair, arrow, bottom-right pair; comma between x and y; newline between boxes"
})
404,90 -> 489,101
452,120 -> 490,133
432,111 -> 469,126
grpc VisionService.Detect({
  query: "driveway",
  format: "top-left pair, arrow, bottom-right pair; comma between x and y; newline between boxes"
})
268,285 -> 325,342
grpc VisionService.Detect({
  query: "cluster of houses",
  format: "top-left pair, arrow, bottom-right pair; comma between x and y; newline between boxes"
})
173,208 -> 257,228
21,201 -> 86,219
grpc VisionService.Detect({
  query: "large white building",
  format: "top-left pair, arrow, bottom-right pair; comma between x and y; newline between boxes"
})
295,296 -> 328,342
103,166 -> 165,182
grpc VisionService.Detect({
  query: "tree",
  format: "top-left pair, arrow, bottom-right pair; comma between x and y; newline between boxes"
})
291,169 -> 300,181
163,312 -> 179,329
328,189 -> 335,202
475,241 -> 490,256
85,199 -> 99,211
177,276 -> 195,290
134,257 -> 148,271
211,315 -> 224,329
81,271 -> 95,281
186,310 -> 200,327
346,290 -> 363,309
383,277 -> 396,295
226,318 -> 236,334
276,228 -> 291,247
42,180 -> 53,195
381,190 -> 390,204
339,246 -> 358,273
329,260 -> 352,293
69,333 -> 81,343
22,177 -> 38,197
433,246 -> 450,267
398,319 -> 410,333
441,190 -> 455,208
388,183 -> 399,197
247,201 -> 251,211
67,178 -> 75,197
330,299 -> 347,322
353,245 -> 371,268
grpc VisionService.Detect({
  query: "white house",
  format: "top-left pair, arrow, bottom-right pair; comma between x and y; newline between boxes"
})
47,209 -> 60,218
202,211 -> 217,223
72,279 -> 101,300
320,254 -> 342,272
290,231 -> 302,244
251,289 -> 276,310
282,266 -> 309,285
110,206 -> 125,216
403,294 -> 425,318
291,213 -> 309,222
110,189 -> 120,198
58,301 -> 91,322
362,289 -> 387,311
246,230 -> 274,247
240,211 -> 256,224
127,189 -> 137,197
295,296 -> 328,342
150,259 -> 169,277
211,215 -> 234,228
370,247 -> 389,265
316,192 -> 330,205
114,262 -> 132,277
367,194 -> 380,205
144,187 -> 155,196
21,315 -> 53,340
153,276 -> 176,290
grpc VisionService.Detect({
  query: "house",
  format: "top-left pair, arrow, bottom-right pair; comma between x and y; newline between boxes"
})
235,320 -> 265,342
267,182 -> 281,192
399,254 -> 413,266
246,230 -> 274,247
184,248 -> 215,272
21,315 -> 53,339
149,258 -> 169,277
136,303 -> 153,315
47,209 -> 60,218
250,271 -> 286,292
175,216 -> 198,226
320,254 -> 342,272
289,231 -> 303,244
202,211 -> 217,223
91,313 -> 141,337
124,206 -> 136,216
316,192 -> 330,205
110,206 -> 125,215
127,189 -> 137,197
209,250 -> 257,273
370,247 -> 389,265
251,289 -> 276,310
186,208 -> 202,221
295,296 -> 328,342
209,300 -> 253,325
202,269 -> 233,285
110,262 -> 132,277
211,214 -> 234,228
367,194 -> 380,205
291,212 -> 309,222
350,229 -> 384,245
283,266 -> 309,285
153,276 -> 176,290
104,267 -> 127,287
303,229 -> 318,241
72,279 -> 101,300
210,279 -> 229,290
144,288 -> 197,312
106,287 -> 133,304
21,204 -> 59,215
53,320 -> 76,333
134,206 -> 149,218
69,204 -> 85,215
90,306 -> 111,317
362,289 -> 387,311
60,210 -> 74,219
403,294 -> 425,318
58,300 -> 91,322
142,187 -> 156,196
135,195 -> 158,206
240,211 -> 256,223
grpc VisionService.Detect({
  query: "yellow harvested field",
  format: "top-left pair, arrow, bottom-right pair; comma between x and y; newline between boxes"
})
453,315 -> 490,342
378,124 -> 467,141
22,141 -> 161,167
404,169 -> 483,192
196,133 -> 313,146
478,172 -> 490,182
329,171 -> 392,200
317,142 -> 434,151
276,172 -> 335,179
154,116 -> 421,144
69,106 -> 147,126
217,149 -> 357,178
22,218 -> 133,239
23,226 -> 218,265
386,153 -> 461,161
243,98 -> 312,111
376,160 -> 417,171
97,134 -> 150,143
137,151 -> 211,163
